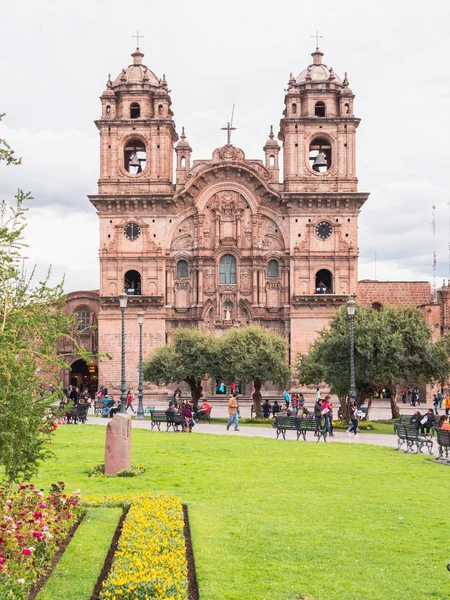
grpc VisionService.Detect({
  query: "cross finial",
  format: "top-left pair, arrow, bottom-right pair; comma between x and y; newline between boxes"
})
311,29 -> 323,49
221,121 -> 237,146
132,30 -> 144,49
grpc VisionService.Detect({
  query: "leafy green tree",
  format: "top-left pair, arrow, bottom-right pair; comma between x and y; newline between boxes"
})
296,304 -> 450,419
219,326 -> 291,418
0,118 -> 90,487
143,329 -> 219,405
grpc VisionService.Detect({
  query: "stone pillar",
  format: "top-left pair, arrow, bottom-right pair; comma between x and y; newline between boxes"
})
252,267 -> 258,305
198,261 -> 204,306
104,413 -> 132,475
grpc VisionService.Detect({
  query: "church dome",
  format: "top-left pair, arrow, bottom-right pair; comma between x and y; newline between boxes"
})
112,48 -> 160,88
296,49 -> 343,86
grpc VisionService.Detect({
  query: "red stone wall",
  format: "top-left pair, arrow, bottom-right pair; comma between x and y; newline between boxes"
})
357,280 -> 431,307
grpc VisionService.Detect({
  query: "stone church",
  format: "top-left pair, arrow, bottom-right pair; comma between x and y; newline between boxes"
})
63,44 -> 442,395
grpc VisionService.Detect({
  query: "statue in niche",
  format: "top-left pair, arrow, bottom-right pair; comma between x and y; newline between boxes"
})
224,308 -> 231,320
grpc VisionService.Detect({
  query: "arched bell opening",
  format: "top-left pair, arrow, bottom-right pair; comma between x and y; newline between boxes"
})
130,103 -> 141,119
315,269 -> 333,294
124,138 -> 146,174
124,270 -> 141,295
315,101 -> 326,117
309,137 -> 332,173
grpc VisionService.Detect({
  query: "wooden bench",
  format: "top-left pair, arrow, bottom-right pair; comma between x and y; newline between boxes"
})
395,424 -> 433,454
274,416 -> 327,442
150,410 -> 186,432
436,428 -> 450,461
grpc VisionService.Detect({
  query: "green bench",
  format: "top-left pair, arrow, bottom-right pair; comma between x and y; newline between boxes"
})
274,416 -> 326,442
436,428 -> 450,461
395,424 -> 433,454
150,410 -> 186,432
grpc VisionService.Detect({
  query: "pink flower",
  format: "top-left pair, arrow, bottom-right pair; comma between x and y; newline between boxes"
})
66,514 -> 72,519
22,548 -> 32,556
17,578 -> 25,584
39,503 -> 46,509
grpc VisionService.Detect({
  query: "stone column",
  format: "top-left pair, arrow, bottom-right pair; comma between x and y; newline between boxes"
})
252,267 -> 258,305
198,261 -> 204,306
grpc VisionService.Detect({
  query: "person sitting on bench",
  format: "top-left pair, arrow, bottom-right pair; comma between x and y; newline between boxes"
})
419,409 -> 435,434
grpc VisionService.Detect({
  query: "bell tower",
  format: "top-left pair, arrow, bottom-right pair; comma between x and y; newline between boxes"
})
279,45 -> 369,359
97,47 -> 177,195
279,47 -> 358,193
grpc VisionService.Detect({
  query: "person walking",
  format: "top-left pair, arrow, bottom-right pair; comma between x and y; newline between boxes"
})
437,389 -> 443,410
283,389 -> 291,409
444,393 -> 450,416
125,389 -> 135,413
314,397 -> 323,436
322,395 -> 332,436
347,399 -> 359,438
226,393 -> 240,432
401,386 -> 407,404
432,394 -> 439,416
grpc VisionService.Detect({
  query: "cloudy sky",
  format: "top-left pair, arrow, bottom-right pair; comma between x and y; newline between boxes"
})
1,0 -> 449,292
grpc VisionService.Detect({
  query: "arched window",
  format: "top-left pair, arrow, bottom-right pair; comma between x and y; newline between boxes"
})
344,102 -> 350,115
269,155 -> 275,167
76,308 -> 91,331
176,259 -> 188,277
292,103 -> 297,115
130,103 -> 140,119
309,137 -> 332,173
219,254 -> 237,284
268,259 -> 279,277
106,105 -> 111,116
180,156 -> 186,168
315,269 -> 333,294
124,270 -> 141,295
158,104 -> 164,116
124,138 -> 146,174
315,101 -> 326,117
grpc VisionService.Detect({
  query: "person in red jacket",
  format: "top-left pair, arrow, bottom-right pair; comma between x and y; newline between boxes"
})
125,389 -> 135,414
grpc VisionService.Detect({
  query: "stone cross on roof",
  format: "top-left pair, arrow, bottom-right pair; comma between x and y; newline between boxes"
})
221,121 -> 236,146
132,30 -> 144,49
311,29 -> 323,49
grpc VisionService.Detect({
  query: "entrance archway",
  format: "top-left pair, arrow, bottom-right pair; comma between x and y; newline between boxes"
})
70,359 -> 98,397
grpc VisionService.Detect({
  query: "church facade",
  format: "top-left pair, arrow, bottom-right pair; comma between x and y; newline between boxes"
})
63,45 -> 440,394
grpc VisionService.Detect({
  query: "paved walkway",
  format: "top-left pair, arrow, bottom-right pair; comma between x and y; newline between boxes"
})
85,416 -> 440,457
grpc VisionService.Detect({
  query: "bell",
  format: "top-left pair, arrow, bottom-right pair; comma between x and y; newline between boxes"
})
312,150 -> 327,171
129,153 -> 140,168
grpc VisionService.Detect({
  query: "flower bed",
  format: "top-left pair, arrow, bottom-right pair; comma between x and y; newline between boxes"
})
0,481 -> 82,600
86,493 -> 188,600
88,464 -> 146,478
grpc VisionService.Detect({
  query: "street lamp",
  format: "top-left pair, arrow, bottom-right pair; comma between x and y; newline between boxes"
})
136,310 -> 145,420
118,292 -> 128,413
346,298 -> 356,401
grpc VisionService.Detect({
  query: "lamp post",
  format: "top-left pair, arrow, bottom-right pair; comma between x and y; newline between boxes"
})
346,298 -> 357,402
136,310 -> 145,420
118,292 -> 128,413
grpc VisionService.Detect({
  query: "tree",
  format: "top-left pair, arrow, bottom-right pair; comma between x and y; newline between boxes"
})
0,117 -> 90,487
219,326 -> 291,418
296,303 -> 450,419
143,329 -> 219,405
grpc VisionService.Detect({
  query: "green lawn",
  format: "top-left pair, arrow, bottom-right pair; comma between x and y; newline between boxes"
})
33,425 -> 448,600
36,507 -> 122,600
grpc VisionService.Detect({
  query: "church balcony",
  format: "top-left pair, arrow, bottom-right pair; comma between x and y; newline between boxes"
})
291,294 -> 349,307
100,295 -> 164,308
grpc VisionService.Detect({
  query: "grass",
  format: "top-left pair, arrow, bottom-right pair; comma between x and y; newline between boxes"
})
33,425 -> 449,600
36,507 -> 122,600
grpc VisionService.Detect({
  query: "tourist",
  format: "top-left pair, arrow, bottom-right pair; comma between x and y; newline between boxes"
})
432,394 -> 439,416
262,399 -> 271,418
196,400 -> 211,420
314,397 -> 323,435
328,402 -> 334,436
166,402 -> 180,432
347,399 -> 359,438
272,400 -> 281,417
401,386 -> 406,404
437,415 -> 450,430
226,392 -> 240,432
290,393 -> 298,415
410,410 -> 422,429
181,401 -> 194,432
125,389 -> 135,413
419,409 -> 435,435
315,387 -> 321,401
322,395 -> 332,436
283,389 -> 291,409
69,385 -> 78,406
437,389 -> 443,409
444,393 -> 450,416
